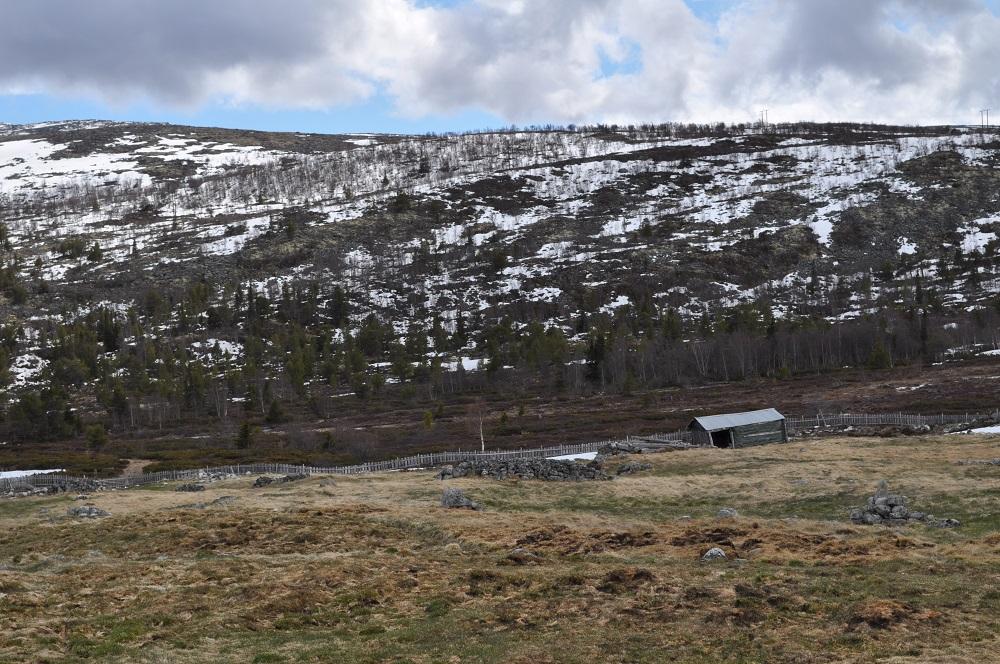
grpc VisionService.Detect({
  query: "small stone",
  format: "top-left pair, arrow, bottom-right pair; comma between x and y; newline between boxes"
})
934,518 -> 961,528
717,507 -> 738,519
701,547 -> 727,561
176,483 -> 205,492
506,547 -> 542,565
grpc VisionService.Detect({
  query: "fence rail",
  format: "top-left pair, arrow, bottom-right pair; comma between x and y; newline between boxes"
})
2,411 -> 997,494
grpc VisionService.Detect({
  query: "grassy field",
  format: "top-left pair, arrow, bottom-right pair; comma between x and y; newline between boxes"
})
2,435 -> 999,663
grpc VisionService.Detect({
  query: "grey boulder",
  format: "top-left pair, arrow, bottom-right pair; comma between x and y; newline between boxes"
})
441,488 -> 481,511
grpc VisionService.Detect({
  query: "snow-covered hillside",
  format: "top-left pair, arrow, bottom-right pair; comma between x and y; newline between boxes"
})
1,120 -> 999,403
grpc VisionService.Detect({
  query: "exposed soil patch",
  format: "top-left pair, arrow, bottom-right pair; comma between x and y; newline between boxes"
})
119,459 -> 155,477
848,599 -> 942,631
514,525 -> 657,554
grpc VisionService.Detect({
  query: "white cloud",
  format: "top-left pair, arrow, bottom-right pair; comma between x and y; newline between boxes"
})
0,0 -> 998,125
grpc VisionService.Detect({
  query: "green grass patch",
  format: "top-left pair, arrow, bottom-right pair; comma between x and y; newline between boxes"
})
0,494 -> 72,520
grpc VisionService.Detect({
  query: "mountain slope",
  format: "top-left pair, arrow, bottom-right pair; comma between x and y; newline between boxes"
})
0,120 -> 998,445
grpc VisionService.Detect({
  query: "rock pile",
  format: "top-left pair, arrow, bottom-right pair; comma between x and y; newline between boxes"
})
176,483 -> 205,492
437,458 -> 610,481
4,477 -> 100,498
61,478 -> 101,493
197,469 -> 240,482
794,424 -> 932,439
440,487 -> 481,510
850,481 -> 960,528
253,473 -> 308,488
616,461 -> 653,476
4,486 -> 51,498
67,505 -> 110,518
599,441 -> 645,456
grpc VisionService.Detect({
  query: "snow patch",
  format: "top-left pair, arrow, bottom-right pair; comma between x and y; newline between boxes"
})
547,451 -> 598,461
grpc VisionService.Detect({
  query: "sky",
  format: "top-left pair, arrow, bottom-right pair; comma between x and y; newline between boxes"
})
1,0 -> 999,134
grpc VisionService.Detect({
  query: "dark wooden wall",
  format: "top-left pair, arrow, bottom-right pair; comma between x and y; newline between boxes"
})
732,420 -> 787,447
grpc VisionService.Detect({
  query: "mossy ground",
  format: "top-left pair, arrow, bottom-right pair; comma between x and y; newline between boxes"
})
2,435 -> 999,663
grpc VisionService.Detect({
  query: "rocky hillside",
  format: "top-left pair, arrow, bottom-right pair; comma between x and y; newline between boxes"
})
1,120 -> 999,438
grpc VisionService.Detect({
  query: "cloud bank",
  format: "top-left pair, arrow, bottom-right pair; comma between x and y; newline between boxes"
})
1,0 -> 998,125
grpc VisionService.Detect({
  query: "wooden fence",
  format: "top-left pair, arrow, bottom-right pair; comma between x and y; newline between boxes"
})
784,411 -> 999,432
0,436 -> 642,493
2,411 -> 997,494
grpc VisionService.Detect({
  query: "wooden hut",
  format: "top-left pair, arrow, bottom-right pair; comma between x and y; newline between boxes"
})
688,408 -> 787,448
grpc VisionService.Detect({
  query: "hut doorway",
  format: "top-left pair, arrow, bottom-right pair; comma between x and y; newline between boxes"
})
710,430 -> 733,448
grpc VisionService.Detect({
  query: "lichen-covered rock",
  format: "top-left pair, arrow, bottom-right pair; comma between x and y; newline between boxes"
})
441,487 -> 481,510
67,505 -> 109,518
717,507 -> 739,519
505,547 -> 543,565
701,547 -> 727,561
616,461 -> 653,476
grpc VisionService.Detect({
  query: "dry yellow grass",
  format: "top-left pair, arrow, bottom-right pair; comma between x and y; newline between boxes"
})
1,435 -> 999,663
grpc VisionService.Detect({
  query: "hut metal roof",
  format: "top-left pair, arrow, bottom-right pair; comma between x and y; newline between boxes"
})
690,408 -> 784,432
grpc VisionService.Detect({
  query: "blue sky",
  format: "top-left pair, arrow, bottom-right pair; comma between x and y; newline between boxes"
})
0,90 -> 507,135
2,0 -> 999,133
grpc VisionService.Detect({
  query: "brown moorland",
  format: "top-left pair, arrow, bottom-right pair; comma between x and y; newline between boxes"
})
1,434 -> 999,663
